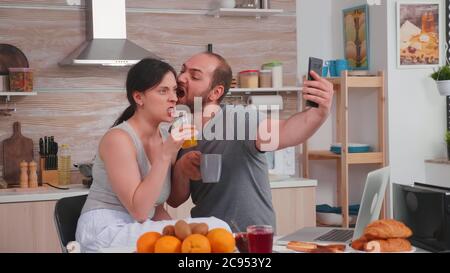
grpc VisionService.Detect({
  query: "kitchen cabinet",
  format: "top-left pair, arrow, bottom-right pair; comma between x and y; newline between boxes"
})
425,159 -> 450,189
165,181 -> 317,235
0,185 -> 88,253
0,200 -> 61,253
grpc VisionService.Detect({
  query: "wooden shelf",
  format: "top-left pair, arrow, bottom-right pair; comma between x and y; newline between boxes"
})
302,71 -> 386,228
308,150 -> 340,160
326,75 -> 383,88
425,159 -> 450,165
308,151 -> 384,164
0,92 -> 37,102
207,8 -> 283,18
0,92 -> 37,96
229,86 -> 301,94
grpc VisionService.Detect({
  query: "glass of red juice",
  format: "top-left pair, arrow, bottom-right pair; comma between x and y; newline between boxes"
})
247,225 -> 273,253
235,232 -> 249,253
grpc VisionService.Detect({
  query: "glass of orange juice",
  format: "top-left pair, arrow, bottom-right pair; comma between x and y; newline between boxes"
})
173,111 -> 197,149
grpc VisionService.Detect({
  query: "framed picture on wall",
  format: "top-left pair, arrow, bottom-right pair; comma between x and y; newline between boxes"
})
397,1 -> 443,68
343,5 -> 370,71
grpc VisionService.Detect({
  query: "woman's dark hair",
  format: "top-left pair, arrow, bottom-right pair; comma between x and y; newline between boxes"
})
112,58 -> 177,127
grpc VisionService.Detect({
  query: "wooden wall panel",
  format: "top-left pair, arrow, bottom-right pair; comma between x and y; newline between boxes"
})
0,1 -> 298,172
128,13 -> 297,86
0,8 -> 296,89
0,92 -> 127,166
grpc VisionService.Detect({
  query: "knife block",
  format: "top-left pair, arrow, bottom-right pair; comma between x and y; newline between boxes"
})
39,157 -> 58,186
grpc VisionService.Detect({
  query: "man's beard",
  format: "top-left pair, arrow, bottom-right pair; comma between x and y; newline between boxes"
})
184,87 -> 212,112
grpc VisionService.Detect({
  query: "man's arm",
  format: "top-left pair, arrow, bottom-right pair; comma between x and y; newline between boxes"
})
256,71 -> 334,151
166,151 -> 201,208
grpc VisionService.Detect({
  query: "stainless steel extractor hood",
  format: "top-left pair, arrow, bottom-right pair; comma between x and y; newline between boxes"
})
60,0 -> 161,66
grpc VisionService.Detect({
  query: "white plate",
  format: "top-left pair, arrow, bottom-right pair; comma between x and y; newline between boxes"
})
272,244 -> 350,253
349,246 -> 416,253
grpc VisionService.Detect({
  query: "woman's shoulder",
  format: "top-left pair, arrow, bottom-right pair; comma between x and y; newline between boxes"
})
100,126 -> 134,148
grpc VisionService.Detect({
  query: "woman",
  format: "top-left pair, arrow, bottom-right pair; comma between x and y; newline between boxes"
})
75,59 -> 229,252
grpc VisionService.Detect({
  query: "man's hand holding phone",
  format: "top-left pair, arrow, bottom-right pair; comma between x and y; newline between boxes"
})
303,58 -> 334,118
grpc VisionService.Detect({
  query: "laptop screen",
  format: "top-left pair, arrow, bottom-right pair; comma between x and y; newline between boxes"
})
352,167 -> 390,240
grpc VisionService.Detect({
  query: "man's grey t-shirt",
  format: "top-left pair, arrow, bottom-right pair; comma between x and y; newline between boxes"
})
178,105 -> 276,233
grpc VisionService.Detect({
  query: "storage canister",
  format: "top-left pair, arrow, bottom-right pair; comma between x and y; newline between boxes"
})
262,61 -> 283,88
239,70 -> 259,88
259,70 -> 272,88
8,68 -> 33,92
0,76 -> 9,91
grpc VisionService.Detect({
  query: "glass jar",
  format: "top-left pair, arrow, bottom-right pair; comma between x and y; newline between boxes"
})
262,61 -> 283,88
239,70 -> 259,88
259,70 -> 272,88
8,68 -> 33,92
236,0 -> 259,8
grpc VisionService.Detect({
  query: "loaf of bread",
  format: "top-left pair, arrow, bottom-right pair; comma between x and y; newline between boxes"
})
364,219 -> 412,240
350,219 -> 414,252
364,238 -> 412,253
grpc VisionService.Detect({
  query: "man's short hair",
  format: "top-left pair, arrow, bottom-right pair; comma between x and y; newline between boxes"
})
204,52 -> 232,102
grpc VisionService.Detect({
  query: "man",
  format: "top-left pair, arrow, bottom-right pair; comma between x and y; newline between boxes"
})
167,52 -> 333,232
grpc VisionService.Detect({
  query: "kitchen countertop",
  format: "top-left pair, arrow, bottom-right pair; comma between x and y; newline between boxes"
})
0,184 -> 89,204
269,176 -> 317,189
0,177 -> 316,204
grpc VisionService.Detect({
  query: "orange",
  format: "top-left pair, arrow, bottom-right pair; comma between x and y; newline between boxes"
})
154,235 -> 182,253
181,234 -> 212,253
136,232 -> 161,253
207,228 -> 236,253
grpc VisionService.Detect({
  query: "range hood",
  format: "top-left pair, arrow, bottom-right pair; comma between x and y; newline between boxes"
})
60,0 -> 161,66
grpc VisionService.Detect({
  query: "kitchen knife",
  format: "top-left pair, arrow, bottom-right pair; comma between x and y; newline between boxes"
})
50,140 -> 54,170
39,138 -> 43,156
50,138 -> 54,170
44,136 -> 48,170
54,141 -> 58,169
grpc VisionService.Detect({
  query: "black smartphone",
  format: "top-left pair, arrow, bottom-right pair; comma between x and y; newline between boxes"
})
306,57 -> 323,108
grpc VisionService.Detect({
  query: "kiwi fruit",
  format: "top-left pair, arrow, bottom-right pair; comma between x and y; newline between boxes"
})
162,225 -> 175,236
174,220 -> 191,240
191,223 -> 209,236
189,222 -> 199,231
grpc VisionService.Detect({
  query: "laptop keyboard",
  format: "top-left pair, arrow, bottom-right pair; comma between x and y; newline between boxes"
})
314,229 -> 354,242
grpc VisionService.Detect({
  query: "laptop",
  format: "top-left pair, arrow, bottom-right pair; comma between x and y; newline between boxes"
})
277,167 -> 390,244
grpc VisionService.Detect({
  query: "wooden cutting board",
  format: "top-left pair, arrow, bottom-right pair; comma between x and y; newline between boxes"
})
2,122 -> 34,186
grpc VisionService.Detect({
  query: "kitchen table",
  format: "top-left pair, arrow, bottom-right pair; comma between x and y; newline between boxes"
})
99,233 -> 430,253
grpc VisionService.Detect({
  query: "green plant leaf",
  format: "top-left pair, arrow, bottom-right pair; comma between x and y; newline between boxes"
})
431,65 -> 450,81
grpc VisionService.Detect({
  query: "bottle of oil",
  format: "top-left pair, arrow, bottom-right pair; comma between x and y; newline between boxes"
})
58,144 -> 71,185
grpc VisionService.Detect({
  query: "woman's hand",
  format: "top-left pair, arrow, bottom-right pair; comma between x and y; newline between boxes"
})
162,124 -> 198,162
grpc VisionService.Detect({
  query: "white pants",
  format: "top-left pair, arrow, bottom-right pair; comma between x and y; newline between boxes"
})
75,209 -> 231,253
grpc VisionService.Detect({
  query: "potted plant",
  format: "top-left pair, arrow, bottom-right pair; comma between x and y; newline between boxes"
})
431,65 -> 450,96
446,130 -> 450,160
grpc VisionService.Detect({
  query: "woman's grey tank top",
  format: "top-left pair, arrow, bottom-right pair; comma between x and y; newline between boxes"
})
81,121 -> 171,219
